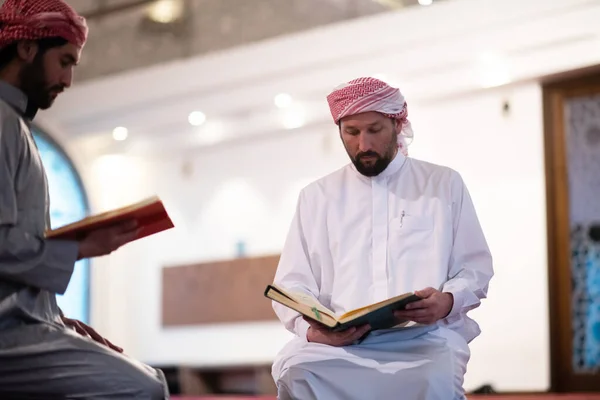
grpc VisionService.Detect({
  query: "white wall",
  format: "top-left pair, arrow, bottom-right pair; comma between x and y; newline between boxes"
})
412,85 -> 550,391
69,81 -> 548,392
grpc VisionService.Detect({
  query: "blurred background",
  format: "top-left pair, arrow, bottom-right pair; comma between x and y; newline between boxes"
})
34,0 -> 600,397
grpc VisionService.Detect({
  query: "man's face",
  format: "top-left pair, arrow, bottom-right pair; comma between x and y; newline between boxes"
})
19,42 -> 80,109
339,111 -> 400,177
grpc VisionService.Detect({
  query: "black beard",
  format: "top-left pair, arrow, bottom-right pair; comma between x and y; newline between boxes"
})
352,151 -> 393,177
349,130 -> 398,177
18,56 -> 60,110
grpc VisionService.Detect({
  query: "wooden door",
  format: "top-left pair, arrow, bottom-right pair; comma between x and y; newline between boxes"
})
544,68 -> 600,392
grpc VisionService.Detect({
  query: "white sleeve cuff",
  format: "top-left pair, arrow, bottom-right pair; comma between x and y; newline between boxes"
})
294,317 -> 310,340
443,287 -> 465,325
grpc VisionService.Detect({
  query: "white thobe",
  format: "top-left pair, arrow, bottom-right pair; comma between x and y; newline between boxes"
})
271,151 -> 493,400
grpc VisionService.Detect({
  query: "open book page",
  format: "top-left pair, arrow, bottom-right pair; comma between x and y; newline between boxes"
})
86,196 -> 159,219
269,290 -> 338,327
286,290 -> 336,317
269,284 -> 337,324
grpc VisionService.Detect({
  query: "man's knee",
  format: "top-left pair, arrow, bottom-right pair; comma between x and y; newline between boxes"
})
277,365 -> 318,400
93,359 -> 167,399
132,367 -> 168,400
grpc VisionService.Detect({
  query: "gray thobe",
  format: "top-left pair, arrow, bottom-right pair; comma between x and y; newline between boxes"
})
0,81 -> 169,399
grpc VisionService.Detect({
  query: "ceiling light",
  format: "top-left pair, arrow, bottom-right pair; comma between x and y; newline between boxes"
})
112,127 -> 128,141
282,107 -> 306,130
418,0 -> 433,5
188,111 -> 206,127
147,0 -> 183,24
274,93 -> 293,109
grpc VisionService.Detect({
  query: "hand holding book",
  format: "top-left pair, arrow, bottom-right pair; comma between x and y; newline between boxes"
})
304,316 -> 371,347
76,219 -> 141,260
393,287 -> 454,325
45,196 -> 174,260
265,284 -> 422,333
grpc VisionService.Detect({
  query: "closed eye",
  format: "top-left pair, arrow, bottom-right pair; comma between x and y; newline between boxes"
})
61,55 -> 78,68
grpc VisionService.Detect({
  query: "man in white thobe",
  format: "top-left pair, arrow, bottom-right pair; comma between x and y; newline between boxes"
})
271,77 -> 494,399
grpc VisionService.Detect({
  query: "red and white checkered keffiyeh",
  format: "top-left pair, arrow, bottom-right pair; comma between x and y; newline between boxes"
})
326,77 -> 414,156
0,0 -> 88,49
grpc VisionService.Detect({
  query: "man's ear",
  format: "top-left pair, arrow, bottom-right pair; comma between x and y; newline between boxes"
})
393,118 -> 403,132
16,40 -> 39,63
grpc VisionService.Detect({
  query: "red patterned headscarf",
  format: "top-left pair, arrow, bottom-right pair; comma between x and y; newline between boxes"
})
327,77 -> 414,156
0,0 -> 88,49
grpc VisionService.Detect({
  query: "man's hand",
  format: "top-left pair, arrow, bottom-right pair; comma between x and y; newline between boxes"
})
304,317 -> 371,347
76,220 -> 140,260
61,315 -> 124,353
393,287 -> 454,325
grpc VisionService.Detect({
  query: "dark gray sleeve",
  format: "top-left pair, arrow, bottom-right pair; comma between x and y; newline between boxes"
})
0,110 -> 78,294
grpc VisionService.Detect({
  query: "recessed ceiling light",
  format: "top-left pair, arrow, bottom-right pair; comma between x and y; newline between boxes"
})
188,111 -> 206,126
418,0 -> 433,5
147,0 -> 183,24
282,107 -> 306,130
274,93 -> 293,109
112,126 -> 128,141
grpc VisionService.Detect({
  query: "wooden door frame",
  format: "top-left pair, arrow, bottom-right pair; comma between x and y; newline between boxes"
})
543,66 -> 600,392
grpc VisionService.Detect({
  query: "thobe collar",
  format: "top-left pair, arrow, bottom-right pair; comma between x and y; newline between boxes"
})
350,150 -> 408,182
0,80 -> 38,121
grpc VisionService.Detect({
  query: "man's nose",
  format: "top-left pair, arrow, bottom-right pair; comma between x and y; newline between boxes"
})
358,133 -> 373,152
61,69 -> 73,88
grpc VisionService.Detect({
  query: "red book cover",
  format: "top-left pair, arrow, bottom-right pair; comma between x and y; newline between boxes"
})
45,196 -> 174,241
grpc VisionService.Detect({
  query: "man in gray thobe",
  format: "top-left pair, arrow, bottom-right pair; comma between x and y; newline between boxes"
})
0,0 -> 169,398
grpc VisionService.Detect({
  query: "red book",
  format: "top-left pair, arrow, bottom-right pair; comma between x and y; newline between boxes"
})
45,196 -> 174,241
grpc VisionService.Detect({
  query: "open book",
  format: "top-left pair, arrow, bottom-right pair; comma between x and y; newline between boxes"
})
45,196 -> 174,242
265,284 -> 421,332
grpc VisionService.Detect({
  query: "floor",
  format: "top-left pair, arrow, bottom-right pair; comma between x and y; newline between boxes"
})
172,396 -> 600,400
469,397 -> 600,400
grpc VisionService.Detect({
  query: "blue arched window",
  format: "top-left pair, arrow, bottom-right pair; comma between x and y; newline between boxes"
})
32,126 -> 90,324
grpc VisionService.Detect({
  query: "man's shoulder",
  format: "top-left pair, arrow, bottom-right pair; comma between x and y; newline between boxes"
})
299,164 -> 352,198
0,99 -> 25,149
407,157 -> 463,184
0,98 -> 21,119
0,98 -> 25,133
